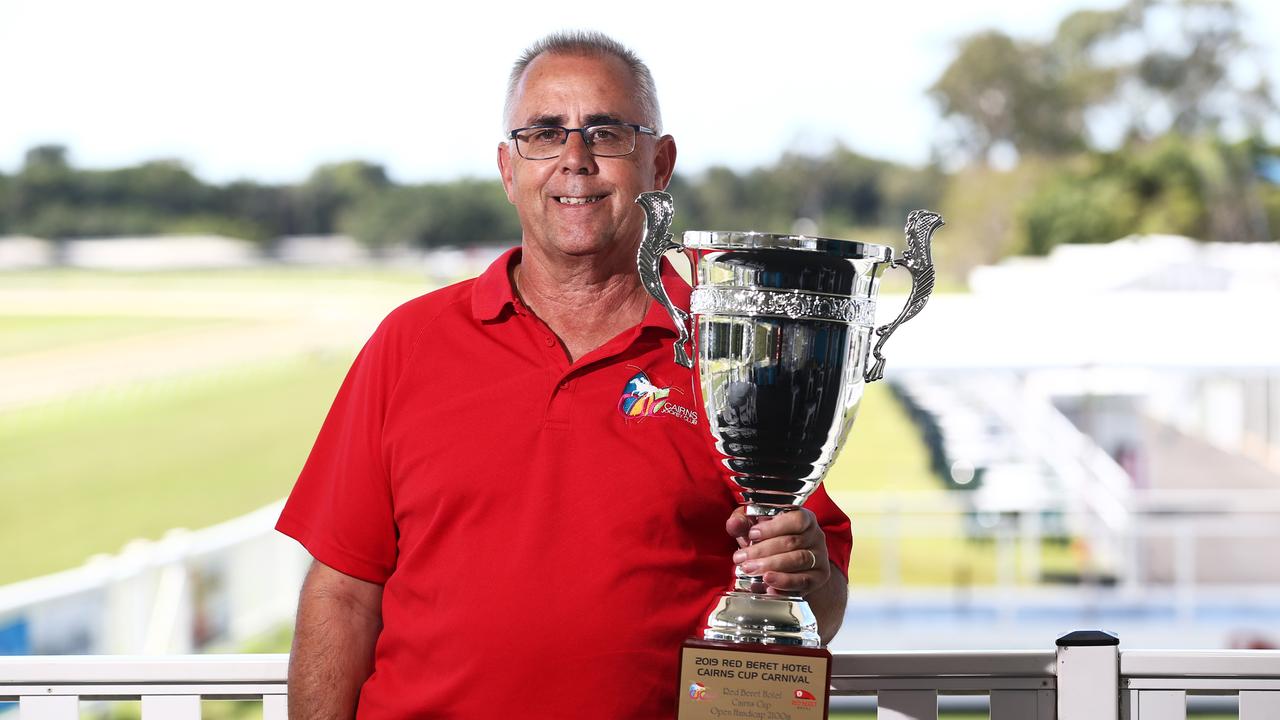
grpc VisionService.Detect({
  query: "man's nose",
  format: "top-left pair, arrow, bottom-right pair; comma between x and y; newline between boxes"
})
559,129 -> 597,174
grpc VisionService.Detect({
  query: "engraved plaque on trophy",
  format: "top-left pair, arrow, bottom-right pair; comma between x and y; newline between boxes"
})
635,191 -> 942,719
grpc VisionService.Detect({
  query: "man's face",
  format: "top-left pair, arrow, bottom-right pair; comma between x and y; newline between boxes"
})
497,53 -> 676,261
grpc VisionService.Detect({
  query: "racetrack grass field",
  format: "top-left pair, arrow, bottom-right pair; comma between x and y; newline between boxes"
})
0,315 -> 242,358
0,352 -> 353,585
2,266 -> 1078,588
1,355 -> 1076,586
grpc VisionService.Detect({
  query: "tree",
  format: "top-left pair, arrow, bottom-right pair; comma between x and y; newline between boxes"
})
929,0 -> 1274,165
338,180 -> 519,251
0,172 -> 10,234
296,161 -> 391,234
930,31 -> 1093,165
1120,0 -> 1276,140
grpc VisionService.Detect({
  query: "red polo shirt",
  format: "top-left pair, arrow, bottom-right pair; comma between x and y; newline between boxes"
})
277,248 -> 852,719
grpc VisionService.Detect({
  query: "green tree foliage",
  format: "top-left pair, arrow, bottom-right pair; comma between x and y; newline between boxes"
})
1018,135 -> 1276,252
0,171 -> 11,234
936,159 -> 1057,268
1124,0 -> 1276,140
669,145 -> 942,241
930,0 -> 1277,262
295,161 -> 390,235
1,142 -> 941,263
338,179 -> 521,250
931,0 -> 1273,164
930,31 -> 1096,164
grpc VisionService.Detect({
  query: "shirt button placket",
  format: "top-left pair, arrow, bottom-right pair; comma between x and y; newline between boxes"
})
548,371 -> 575,428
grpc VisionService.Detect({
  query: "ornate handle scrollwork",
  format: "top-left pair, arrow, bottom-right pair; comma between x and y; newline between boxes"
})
635,191 -> 693,368
865,209 -> 944,383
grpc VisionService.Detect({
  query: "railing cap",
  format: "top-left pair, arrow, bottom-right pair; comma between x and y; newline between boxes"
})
1056,630 -> 1119,647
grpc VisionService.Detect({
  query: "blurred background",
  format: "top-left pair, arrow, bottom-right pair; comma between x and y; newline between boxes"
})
2,0 -> 1279,703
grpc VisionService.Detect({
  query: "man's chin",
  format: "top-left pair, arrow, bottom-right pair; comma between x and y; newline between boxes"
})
542,232 -> 622,258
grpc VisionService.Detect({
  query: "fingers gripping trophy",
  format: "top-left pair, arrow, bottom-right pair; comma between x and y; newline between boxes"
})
636,191 -> 942,719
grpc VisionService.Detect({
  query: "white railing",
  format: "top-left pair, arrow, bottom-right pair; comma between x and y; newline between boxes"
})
5,490 -> 1278,661
3,634 -> 1278,719
0,654 -> 287,719
0,502 -> 309,656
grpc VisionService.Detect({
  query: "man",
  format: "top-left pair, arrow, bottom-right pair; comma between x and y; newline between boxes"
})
277,31 -> 851,719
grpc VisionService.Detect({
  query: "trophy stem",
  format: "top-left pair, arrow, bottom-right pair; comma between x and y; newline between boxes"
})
700,504 -> 820,647
735,504 -> 797,594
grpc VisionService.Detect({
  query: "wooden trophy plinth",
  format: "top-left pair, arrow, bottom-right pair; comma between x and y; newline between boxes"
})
677,638 -> 832,719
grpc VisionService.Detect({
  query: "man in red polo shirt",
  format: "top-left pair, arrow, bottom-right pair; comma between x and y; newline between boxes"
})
277,31 -> 851,718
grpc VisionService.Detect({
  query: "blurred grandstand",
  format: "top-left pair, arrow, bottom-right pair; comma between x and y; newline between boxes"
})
836,234 -> 1280,651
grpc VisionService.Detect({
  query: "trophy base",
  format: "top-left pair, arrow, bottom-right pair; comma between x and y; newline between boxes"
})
701,591 -> 821,647
676,638 -> 832,719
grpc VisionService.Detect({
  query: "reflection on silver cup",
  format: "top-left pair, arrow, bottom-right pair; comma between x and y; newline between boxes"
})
637,191 -> 942,647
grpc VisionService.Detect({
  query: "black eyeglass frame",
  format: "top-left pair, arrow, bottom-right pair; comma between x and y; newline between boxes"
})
506,123 -> 658,160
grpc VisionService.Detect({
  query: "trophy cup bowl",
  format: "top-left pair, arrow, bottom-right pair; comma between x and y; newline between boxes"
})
636,191 -> 942,654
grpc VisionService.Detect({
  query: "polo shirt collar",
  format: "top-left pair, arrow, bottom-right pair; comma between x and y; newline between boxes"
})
471,246 -> 692,337
471,246 -> 522,321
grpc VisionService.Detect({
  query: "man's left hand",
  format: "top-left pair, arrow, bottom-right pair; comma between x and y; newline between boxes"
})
726,507 -> 830,596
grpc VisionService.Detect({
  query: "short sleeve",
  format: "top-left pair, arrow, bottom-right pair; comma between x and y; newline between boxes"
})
803,484 -> 853,579
276,315 -> 411,584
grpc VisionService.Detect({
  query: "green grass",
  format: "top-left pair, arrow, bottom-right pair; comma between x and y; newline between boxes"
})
0,265 -> 432,293
0,343 -> 1078,587
0,314 -> 241,358
0,265 -> 1076,588
0,353 -> 353,584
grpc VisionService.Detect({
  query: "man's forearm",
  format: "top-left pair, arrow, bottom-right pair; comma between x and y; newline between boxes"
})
289,561 -> 383,720
807,564 -> 848,645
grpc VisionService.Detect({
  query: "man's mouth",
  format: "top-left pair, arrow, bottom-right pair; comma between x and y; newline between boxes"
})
555,195 -> 606,205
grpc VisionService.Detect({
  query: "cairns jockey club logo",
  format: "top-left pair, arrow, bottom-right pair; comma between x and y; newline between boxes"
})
688,682 -> 708,701
618,368 -> 697,425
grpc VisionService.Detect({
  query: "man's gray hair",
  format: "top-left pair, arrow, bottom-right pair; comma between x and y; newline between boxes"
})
503,30 -> 663,135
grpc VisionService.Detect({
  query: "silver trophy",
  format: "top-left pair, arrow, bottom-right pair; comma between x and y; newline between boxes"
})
637,190 -> 942,647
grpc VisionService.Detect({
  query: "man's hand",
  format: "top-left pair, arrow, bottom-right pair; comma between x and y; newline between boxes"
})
726,507 -> 830,596
725,507 -> 848,643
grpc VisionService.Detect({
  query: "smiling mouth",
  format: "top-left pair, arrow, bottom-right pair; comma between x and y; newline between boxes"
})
555,195 -> 606,205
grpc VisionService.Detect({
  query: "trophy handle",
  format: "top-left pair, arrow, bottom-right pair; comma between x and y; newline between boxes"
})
865,209 -> 943,383
635,191 -> 693,368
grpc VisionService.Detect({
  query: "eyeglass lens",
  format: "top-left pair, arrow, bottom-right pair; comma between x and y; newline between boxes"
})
515,125 -> 636,159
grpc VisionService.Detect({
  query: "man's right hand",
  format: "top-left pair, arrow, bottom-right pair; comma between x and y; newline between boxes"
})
289,560 -> 383,719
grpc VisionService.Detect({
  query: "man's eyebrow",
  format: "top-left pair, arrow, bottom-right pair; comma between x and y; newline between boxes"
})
584,113 -> 625,126
525,114 -> 566,127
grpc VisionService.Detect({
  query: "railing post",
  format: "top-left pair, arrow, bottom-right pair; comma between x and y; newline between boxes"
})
1056,630 -> 1119,720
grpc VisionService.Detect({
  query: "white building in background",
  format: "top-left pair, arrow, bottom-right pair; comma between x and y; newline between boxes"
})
881,234 -> 1280,594
963,234 -> 1280,472
970,234 -> 1280,295
420,245 -> 510,285
0,235 -> 54,270
62,235 -> 259,271
272,235 -> 368,265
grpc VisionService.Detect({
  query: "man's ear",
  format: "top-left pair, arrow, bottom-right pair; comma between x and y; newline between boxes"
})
653,135 -> 677,191
497,143 -> 516,204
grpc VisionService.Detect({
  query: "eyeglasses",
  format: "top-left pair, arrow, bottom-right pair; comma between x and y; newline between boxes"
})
507,123 -> 657,160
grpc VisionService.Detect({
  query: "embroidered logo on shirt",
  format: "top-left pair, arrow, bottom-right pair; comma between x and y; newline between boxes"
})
618,369 -> 698,425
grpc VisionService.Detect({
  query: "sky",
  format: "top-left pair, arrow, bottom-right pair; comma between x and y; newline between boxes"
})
3,0 -> 1278,185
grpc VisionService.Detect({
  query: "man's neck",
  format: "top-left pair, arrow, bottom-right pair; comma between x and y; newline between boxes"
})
513,244 -> 650,363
